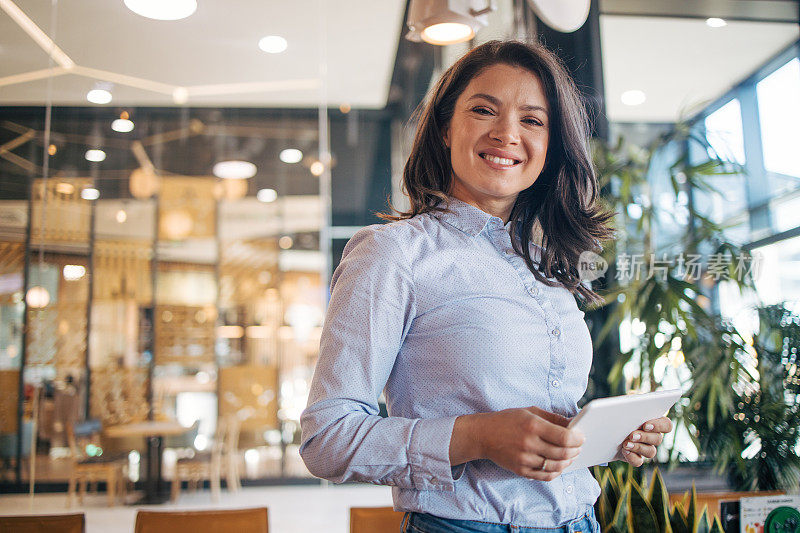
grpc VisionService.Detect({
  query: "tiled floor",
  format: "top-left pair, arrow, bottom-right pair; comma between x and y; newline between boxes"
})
0,482 -> 395,533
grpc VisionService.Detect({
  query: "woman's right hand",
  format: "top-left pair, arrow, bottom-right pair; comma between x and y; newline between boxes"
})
455,406 -> 584,481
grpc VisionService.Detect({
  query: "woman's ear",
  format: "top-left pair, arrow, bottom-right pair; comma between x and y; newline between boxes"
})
442,125 -> 450,149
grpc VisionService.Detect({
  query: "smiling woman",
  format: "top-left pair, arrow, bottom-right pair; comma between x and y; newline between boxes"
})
300,40 -> 673,532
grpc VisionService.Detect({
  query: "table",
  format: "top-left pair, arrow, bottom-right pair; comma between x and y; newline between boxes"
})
105,421 -> 188,505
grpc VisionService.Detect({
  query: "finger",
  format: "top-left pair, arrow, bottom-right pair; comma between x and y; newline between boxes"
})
532,438 -> 582,461
530,417 -> 584,448
626,430 -> 664,447
520,465 -> 562,482
640,416 -> 673,433
523,453 -> 574,473
621,449 -> 645,467
622,440 -> 657,459
528,406 -> 571,427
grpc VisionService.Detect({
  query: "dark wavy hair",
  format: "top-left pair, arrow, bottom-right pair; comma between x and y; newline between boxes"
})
380,39 -> 614,302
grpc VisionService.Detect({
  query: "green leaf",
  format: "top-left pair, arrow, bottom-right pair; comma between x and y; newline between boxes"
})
670,502 -> 690,533
612,485 -> 632,533
687,484 -> 697,530
647,468 -> 670,533
709,515 -> 725,533
630,479 -> 660,533
694,507 -> 710,533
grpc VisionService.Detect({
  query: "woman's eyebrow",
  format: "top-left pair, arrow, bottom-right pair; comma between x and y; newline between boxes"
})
467,93 -> 548,115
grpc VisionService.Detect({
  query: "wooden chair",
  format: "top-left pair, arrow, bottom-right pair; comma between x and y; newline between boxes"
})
0,513 -> 85,533
349,506 -> 406,533
171,415 -> 240,501
134,508 -> 268,533
66,420 -> 128,507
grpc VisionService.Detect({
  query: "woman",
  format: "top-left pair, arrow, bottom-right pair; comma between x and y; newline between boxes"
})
299,40 -> 671,532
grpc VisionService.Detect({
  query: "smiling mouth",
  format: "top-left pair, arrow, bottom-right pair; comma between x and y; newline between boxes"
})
480,153 -> 521,166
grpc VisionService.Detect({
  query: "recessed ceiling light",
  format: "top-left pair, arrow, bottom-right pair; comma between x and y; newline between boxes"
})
706,17 -> 727,28
258,35 -> 288,54
81,188 -> 100,200
257,188 -> 278,203
421,22 -> 474,45
213,160 -> 257,179
85,149 -> 106,162
621,90 -> 646,106
124,0 -> 197,20
86,89 -> 112,104
279,149 -> 303,164
116,209 -> 127,223
112,118 -> 134,132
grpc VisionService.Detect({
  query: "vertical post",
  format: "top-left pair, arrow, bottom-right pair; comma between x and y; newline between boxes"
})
16,141 -> 35,486
84,172 -> 97,419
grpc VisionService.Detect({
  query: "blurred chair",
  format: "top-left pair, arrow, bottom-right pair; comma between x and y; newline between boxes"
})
0,420 -> 34,479
171,415 -> 240,501
349,507 -> 406,533
163,420 -> 199,450
134,508 -> 268,533
0,512 -> 85,533
66,420 -> 128,507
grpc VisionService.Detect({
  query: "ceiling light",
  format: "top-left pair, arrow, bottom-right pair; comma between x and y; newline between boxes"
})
81,188 -> 100,200
405,0 -> 495,46
257,188 -> 278,203
112,118 -> 134,132
279,149 -> 303,164
706,17 -> 727,28
621,90 -> 646,106
62,265 -> 86,281
213,160 -> 257,179
124,0 -> 197,20
86,89 -> 112,104
25,286 -> 50,309
258,35 -> 288,54
85,149 -> 106,162
310,161 -> 324,176
172,87 -> 189,104
116,209 -> 127,223
48,144 -> 57,155
422,23 -> 474,45
525,0 -> 591,33
339,103 -> 351,114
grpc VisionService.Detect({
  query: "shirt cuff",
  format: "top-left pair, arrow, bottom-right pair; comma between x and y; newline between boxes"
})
408,416 -> 459,491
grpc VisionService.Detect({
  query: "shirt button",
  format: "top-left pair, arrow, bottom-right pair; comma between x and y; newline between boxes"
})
566,485 -> 574,494
551,379 -> 560,388
551,327 -> 561,337
528,286 -> 539,296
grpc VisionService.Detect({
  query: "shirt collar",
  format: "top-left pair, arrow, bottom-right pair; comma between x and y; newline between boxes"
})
433,197 -> 506,237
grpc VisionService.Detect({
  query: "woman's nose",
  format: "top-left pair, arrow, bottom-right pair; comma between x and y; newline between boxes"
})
488,116 -> 520,144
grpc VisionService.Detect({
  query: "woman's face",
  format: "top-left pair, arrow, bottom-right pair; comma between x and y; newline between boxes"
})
444,63 -> 550,215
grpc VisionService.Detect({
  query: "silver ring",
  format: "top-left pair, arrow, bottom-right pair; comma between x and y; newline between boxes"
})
540,458 -> 548,471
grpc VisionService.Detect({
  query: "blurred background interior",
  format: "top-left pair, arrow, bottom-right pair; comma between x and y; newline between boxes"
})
0,0 -> 798,503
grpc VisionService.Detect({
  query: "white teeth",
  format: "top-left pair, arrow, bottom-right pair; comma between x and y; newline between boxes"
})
482,154 -> 516,166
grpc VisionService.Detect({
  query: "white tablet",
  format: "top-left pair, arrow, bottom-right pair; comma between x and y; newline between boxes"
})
563,389 -> 682,473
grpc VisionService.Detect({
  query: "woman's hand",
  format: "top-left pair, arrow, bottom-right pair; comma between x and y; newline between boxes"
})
458,406 -> 585,482
620,416 -> 673,467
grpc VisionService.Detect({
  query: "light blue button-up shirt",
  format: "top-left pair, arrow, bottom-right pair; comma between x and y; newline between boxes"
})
299,199 -> 600,527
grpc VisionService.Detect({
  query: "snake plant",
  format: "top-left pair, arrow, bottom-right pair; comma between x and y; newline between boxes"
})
594,465 -> 725,533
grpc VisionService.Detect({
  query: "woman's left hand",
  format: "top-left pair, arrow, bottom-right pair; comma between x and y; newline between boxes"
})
621,416 -> 673,467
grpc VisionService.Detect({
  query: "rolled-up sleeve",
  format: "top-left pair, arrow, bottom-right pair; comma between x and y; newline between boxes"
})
299,226 -> 458,491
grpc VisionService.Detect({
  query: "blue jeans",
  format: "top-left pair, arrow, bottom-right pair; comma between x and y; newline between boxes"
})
401,507 -> 601,533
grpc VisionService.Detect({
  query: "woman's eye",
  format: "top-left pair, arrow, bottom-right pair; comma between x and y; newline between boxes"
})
523,118 -> 543,126
471,107 -> 493,115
